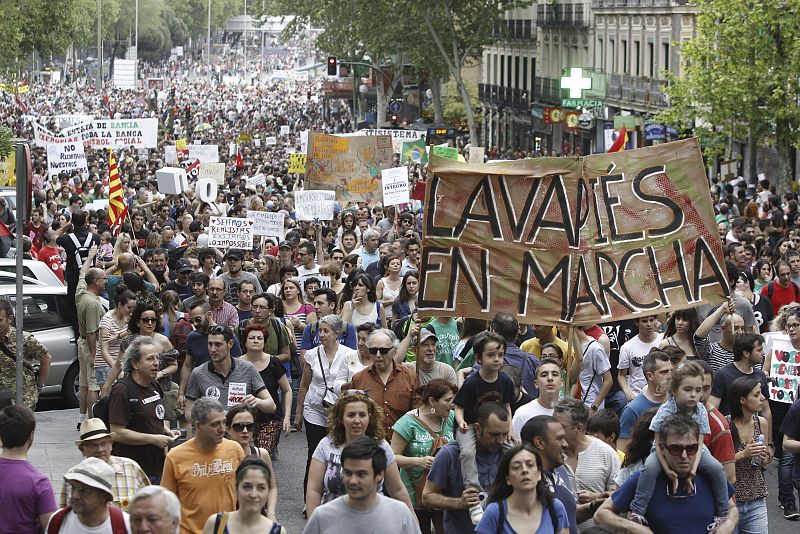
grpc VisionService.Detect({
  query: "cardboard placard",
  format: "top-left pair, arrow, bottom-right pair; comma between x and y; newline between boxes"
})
381,166 -> 410,206
208,216 -> 254,249
247,210 -> 285,238
295,190 -> 336,221
288,153 -> 307,174
199,162 -> 226,185
769,335 -> 800,404
187,145 -> 219,163
46,141 -> 88,177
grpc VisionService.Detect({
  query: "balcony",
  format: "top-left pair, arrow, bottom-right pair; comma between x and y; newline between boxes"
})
479,83 -> 532,110
533,77 -> 561,105
593,0 -> 687,7
604,74 -> 668,108
537,4 -> 589,28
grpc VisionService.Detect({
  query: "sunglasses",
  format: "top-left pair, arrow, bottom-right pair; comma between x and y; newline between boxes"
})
345,389 -> 369,397
230,422 -> 256,432
140,317 -> 157,324
368,347 -> 393,356
209,325 -> 227,335
661,443 -> 699,456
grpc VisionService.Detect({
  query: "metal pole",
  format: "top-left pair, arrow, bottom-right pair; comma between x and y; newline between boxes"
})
243,0 -> 247,82
135,0 -> 139,55
97,0 -> 103,90
207,0 -> 212,62
14,141 -> 28,405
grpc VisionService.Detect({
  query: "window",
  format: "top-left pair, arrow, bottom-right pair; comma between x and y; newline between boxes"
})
622,40 -> 628,74
663,42 -> 670,72
522,57 -> 528,93
514,56 -> 520,89
609,40 -> 615,73
5,295 -> 61,331
634,41 -> 641,76
648,42 -> 654,77
597,39 -> 604,69
499,54 -> 505,87
507,55 -> 512,87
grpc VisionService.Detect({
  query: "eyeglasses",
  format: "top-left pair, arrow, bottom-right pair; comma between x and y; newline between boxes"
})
208,287 -> 225,292
140,317 -> 157,324
368,347 -> 393,356
661,443 -> 699,456
787,323 -> 800,330
230,422 -> 256,432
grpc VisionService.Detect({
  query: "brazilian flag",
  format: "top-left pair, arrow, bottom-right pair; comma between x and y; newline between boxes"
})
401,138 -> 428,164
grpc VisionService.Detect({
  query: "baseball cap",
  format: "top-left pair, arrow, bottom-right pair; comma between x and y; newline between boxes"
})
419,328 -> 438,343
278,241 -> 292,250
225,249 -> 244,261
63,457 -> 115,498
75,418 -> 111,446
175,258 -> 193,273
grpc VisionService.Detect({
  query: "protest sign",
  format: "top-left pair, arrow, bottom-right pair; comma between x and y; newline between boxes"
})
280,125 -> 290,137
164,146 -> 178,164
401,138 -> 428,164
247,174 -> 266,188
356,129 -> 426,154
432,145 -> 459,160
247,210 -> 285,238
288,153 -> 306,174
238,132 -> 252,144
469,146 -> 485,163
196,178 -> 218,203
265,136 -> 277,146
208,217 -> 254,249
305,132 -> 393,203
299,274 -> 331,293
295,190 -> 336,221
46,140 -> 88,178
0,155 -> 15,187
418,138 -> 729,325
381,167 -> 410,206
300,130 -> 309,153
55,114 -> 92,130
59,118 -> 158,148
199,162 -> 226,185
188,144 -> 219,163
769,335 -> 800,404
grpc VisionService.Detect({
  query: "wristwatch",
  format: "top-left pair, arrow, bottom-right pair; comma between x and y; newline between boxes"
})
590,404 -> 598,411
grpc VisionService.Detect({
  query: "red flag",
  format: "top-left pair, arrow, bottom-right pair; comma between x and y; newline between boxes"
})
107,149 -> 127,235
608,125 -> 628,153
236,150 -> 244,170
103,95 -> 112,117
0,219 -> 12,237
15,94 -> 27,113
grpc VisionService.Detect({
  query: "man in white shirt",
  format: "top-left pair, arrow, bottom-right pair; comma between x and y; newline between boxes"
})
512,358 -> 562,440
617,315 -> 662,401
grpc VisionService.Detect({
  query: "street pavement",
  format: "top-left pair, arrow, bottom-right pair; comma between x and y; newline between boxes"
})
28,407 -> 799,533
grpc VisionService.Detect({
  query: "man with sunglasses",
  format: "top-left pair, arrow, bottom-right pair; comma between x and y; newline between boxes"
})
596,414 -> 738,534
349,329 -> 418,439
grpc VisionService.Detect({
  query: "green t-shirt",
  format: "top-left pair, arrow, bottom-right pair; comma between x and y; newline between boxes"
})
429,319 -> 460,368
391,411 -> 455,507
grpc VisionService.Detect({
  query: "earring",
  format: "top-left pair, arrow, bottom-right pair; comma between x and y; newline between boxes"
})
429,406 -> 436,415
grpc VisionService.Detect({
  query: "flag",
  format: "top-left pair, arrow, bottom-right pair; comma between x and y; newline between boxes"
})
183,159 -> 201,181
401,138 -> 428,164
236,150 -> 244,170
15,94 -> 27,113
608,125 -> 628,153
107,149 -> 127,235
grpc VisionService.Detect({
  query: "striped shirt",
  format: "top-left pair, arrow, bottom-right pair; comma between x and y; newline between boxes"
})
60,455 -> 149,511
693,335 -> 733,374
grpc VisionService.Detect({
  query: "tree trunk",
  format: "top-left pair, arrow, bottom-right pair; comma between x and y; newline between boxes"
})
430,77 -> 444,124
747,131 -> 757,185
373,59 -> 387,128
776,118 -> 794,194
452,68 -> 478,145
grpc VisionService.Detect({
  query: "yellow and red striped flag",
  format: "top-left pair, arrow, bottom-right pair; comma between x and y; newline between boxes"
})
608,125 -> 628,153
107,149 -> 128,236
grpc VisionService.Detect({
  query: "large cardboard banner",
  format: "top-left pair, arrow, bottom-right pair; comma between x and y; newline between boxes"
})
769,335 -> 800,404
305,133 -> 393,203
187,145 -> 219,163
418,139 -> 729,325
60,118 -> 158,148
355,129 -> 427,154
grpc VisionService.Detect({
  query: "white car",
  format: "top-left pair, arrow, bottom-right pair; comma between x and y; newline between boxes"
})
0,258 -> 64,286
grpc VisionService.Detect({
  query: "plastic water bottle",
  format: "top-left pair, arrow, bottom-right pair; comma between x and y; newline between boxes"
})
751,434 -> 765,467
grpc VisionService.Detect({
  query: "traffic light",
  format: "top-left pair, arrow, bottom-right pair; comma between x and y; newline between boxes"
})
390,113 -> 398,127
327,56 -> 337,76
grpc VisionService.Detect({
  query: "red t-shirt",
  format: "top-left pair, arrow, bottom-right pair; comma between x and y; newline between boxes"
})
706,407 -> 735,466
760,281 -> 799,315
38,245 -> 65,283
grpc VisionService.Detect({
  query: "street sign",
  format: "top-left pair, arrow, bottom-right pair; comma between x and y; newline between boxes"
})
389,101 -> 402,114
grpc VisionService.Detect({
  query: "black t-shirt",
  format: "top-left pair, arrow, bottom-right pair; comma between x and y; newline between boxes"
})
600,320 -> 639,393
453,371 -> 515,424
109,378 -> 166,477
711,363 -> 770,415
164,279 -> 193,302
511,391 -> 535,416
56,229 -> 100,285
752,295 -> 774,333
255,357 -> 287,421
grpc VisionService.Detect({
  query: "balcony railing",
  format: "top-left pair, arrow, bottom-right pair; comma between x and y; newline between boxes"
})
537,4 -> 589,27
479,83 -> 532,109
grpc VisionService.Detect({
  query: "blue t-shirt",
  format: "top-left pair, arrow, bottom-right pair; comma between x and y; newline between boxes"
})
300,321 -> 358,351
427,440 -> 504,534
476,498 -> 569,534
619,393 -> 662,439
546,467 -> 577,534
186,330 -> 242,367
611,470 -> 735,533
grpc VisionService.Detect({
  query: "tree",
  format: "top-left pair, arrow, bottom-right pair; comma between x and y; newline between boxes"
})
658,0 -> 800,192
0,0 -> 83,69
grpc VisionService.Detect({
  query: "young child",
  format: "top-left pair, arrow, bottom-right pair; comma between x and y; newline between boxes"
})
452,331 -> 515,525
587,408 -> 625,464
99,231 -> 114,265
628,360 -> 729,530
303,277 -> 321,303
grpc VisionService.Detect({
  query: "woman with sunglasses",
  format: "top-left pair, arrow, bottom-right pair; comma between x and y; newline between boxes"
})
725,376 -> 771,532
474,444 -> 569,534
306,392 -> 414,518
224,405 -> 278,521
340,273 -> 386,328
241,324 -> 292,459
390,379 -> 457,534
295,315 -> 358,504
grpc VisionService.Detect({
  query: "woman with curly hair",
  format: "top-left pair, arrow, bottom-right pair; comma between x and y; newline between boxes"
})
475,444 -> 570,534
305,391 -> 413,517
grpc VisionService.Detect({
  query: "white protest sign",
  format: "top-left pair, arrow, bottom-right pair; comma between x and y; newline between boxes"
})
280,125 -> 290,137
46,141 -> 88,177
229,142 -> 237,157
199,162 -> 226,185
196,178 -> 218,203
769,335 -> 800,404
247,174 -> 266,188
299,274 -> 331,293
300,130 -> 309,154
59,118 -> 159,148
265,136 -> 277,146
208,217 -> 254,249
164,145 -> 178,165
381,166 -> 410,206
469,146 -> 485,163
247,210 -> 285,238
254,138 -> 261,147
88,199 -> 109,212
55,114 -> 93,130
188,144 -> 219,163
295,190 -> 336,221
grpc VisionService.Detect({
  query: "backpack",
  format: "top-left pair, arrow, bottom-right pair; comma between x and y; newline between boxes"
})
48,505 -> 126,534
767,280 -> 800,301
92,375 -> 141,430
68,233 -> 94,268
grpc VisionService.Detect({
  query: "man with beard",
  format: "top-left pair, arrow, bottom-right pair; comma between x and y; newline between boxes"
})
219,249 -> 263,306
150,249 -> 170,293
207,278 -> 239,330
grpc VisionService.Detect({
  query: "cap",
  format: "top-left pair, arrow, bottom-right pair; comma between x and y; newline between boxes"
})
278,241 -> 292,250
63,457 -> 115,498
75,418 -> 111,446
225,249 -> 244,261
418,328 -> 438,343
175,258 -> 193,273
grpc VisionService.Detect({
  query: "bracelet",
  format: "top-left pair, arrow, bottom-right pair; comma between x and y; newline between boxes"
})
768,443 -> 775,448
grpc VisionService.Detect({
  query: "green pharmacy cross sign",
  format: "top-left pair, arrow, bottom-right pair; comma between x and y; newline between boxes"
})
560,68 -> 592,98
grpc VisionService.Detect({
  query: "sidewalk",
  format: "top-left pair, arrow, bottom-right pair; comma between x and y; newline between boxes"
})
29,408 -> 83,495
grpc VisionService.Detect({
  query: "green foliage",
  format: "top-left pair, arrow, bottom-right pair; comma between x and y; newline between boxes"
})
0,128 -> 13,161
659,0 -> 800,188
0,0 -> 84,67
442,80 -> 477,130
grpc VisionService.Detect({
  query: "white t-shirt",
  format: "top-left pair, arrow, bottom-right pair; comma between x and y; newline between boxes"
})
48,509 -> 131,534
511,399 -> 554,440
617,334 -> 663,396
